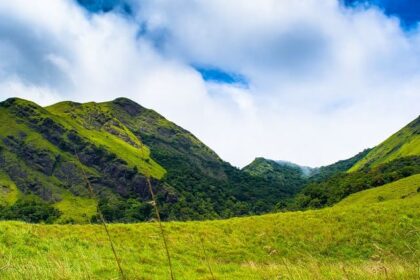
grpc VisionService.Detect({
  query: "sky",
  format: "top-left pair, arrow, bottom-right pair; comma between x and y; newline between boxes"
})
0,0 -> 419,168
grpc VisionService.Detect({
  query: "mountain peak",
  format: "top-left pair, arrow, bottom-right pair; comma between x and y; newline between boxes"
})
111,97 -> 145,116
0,97 -> 39,108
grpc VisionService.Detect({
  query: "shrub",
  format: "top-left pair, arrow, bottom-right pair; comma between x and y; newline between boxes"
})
0,196 -> 61,223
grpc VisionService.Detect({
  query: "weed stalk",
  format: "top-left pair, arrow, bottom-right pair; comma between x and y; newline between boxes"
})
74,149 -> 126,280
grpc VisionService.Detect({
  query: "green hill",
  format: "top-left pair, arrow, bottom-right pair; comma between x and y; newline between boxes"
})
288,155 -> 420,210
0,174 -> 418,279
242,150 -> 372,198
0,97 -> 296,223
0,98 -> 165,223
242,157 -> 309,195
283,115 -> 420,211
349,115 -> 420,172
337,173 -> 420,206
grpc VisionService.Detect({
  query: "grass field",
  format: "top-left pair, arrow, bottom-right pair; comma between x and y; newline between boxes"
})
0,175 -> 419,279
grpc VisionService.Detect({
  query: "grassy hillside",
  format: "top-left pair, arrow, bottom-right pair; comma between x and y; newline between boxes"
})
0,175 -> 418,279
337,173 -> 420,207
46,101 -> 166,179
0,98 -> 169,223
350,116 -> 420,172
288,156 -> 420,210
0,172 -> 20,206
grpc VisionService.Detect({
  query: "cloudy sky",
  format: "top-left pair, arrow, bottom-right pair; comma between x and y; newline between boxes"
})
0,0 -> 419,167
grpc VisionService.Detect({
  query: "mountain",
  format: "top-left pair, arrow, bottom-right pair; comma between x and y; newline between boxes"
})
0,97 -> 294,223
242,158 -> 309,195
349,115 -> 420,171
242,149 -> 372,197
274,160 -> 314,177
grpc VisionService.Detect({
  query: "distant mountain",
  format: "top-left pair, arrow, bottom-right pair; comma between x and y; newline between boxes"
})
349,115 -> 420,172
242,149 -> 372,195
242,158 -> 308,195
0,97 -> 294,223
274,160 -> 314,177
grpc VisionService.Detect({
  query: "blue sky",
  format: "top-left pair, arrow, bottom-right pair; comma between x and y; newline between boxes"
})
77,0 -> 132,14
344,0 -> 420,27
194,66 -> 248,87
0,0 -> 419,167
77,0 -> 420,27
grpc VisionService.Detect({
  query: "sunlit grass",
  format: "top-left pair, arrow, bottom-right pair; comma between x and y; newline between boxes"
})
46,101 -> 166,179
0,172 -> 20,206
350,116 -> 420,171
54,191 -> 97,224
0,175 -> 419,279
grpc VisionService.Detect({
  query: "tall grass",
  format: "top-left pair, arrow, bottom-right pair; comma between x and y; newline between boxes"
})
145,177 -> 174,280
0,175 -> 418,279
75,149 -> 126,279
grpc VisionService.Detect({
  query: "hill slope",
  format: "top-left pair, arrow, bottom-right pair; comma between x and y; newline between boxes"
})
243,149 -> 372,195
242,157 -> 308,195
337,173 -> 420,206
349,115 -> 420,172
0,97 -> 295,223
0,98 -> 172,223
283,115 -> 420,211
0,174 -> 418,279
289,155 -> 420,210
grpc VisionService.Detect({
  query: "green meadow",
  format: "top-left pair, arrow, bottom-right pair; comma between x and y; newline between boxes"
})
0,174 -> 418,279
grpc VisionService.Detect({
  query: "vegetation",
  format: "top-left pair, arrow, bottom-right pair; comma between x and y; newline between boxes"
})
337,173 -> 420,206
308,148 -> 372,182
284,156 -> 420,210
349,115 -> 420,171
0,174 -> 418,279
0,172 -> 20,206
0,196 -> 61,223
0,98 -> 166,223
243,157 -> 308,194
54,192 -> 97,224
108,98 -> 302,218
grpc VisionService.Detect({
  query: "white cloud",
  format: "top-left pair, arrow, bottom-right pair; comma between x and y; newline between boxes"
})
0,76 -> 61,105
0,0 -> 419,167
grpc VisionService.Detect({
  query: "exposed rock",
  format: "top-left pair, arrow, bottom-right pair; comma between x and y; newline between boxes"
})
112,97 -> 144,116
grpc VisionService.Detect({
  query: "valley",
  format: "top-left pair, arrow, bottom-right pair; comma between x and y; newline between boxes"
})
0,97 -> 419,279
